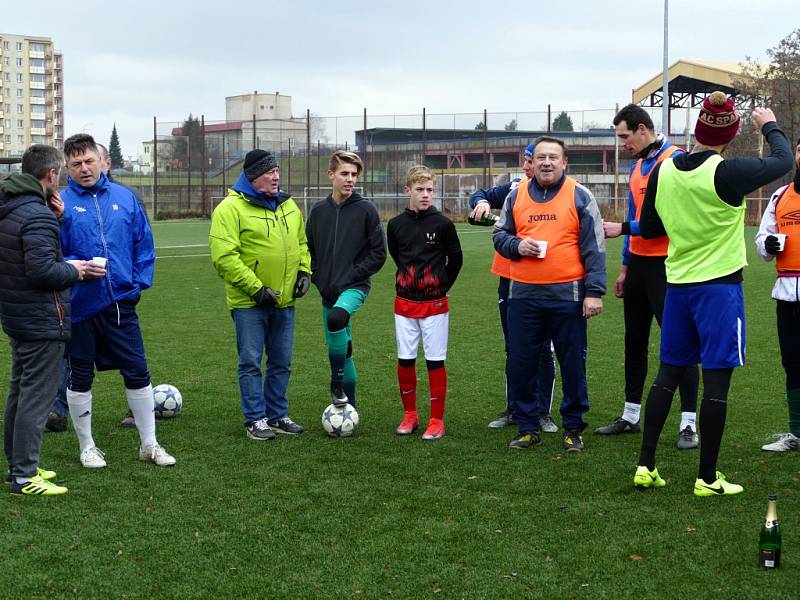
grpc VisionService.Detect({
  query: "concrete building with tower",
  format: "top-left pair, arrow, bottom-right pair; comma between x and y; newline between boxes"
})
0,32 -> 64,158
140,91 -> 307,175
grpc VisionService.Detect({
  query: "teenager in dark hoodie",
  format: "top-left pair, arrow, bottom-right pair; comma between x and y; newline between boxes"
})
305,150 -> 387,410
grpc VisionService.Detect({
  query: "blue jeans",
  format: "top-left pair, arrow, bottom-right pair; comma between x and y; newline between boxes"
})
232,305 -> 295,425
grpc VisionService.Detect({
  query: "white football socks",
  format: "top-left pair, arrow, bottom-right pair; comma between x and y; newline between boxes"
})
622,402 -> 641,424
126,385 -> 157,448
66,389 -> 95,452
680,411 -> 697,432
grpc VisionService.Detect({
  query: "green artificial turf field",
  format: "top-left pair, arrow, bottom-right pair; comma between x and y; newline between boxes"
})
0,221 -> 796,598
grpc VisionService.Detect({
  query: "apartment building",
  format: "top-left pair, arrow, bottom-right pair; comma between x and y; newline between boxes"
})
0,32 -> 64,157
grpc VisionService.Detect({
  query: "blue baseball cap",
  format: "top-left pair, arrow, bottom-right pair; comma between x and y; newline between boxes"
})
523,143 -> 534,158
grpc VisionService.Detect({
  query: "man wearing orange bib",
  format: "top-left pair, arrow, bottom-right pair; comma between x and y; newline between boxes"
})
494,137 -> 606,452
600,104 -> 699,449
756,136 -> 800,452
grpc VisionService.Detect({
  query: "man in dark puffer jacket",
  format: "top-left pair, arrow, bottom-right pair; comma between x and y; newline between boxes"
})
0,144 -> 87,497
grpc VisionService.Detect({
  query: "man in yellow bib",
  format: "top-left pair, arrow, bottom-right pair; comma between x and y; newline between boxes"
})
634,93 -> 793,496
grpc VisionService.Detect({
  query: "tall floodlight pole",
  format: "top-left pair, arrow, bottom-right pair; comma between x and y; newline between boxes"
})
662,0 -> 669,134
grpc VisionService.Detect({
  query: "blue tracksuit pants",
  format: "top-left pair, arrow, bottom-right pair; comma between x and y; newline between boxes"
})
507,297 -> 588,434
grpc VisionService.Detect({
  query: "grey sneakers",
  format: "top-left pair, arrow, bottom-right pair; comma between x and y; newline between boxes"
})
246,417 -> 277,441
267,417 -> 304,435
677,426 -> 699,450
488,410 -> 514,429
539,414 -> 559,433
762,432 -> 800,452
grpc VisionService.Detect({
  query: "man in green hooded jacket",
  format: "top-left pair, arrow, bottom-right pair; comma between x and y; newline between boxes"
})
209,150 -> 311,440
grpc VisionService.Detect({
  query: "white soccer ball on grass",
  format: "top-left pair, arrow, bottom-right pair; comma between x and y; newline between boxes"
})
153,384 -> 183,418
321,403 -> 359,437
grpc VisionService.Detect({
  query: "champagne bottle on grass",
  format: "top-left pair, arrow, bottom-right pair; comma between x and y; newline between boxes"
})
759,494 -> 781,569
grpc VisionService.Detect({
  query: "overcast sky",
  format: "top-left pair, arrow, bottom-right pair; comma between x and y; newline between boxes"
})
5,0 -> 796,157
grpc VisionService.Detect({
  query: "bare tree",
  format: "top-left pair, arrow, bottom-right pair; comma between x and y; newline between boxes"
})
308,111 -> 328,144
735,29 -> 800,188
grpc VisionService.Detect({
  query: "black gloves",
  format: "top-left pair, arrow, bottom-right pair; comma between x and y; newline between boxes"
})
252,287 -> 279,307
294,271 -> 311,298
765,235 -> 781,256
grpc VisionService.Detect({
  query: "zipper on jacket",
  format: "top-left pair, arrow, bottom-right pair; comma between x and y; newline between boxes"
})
260,207 -> 282,303
116,302 -> 121,326
91,192 -> 114,300
330,205 -> 341,295
280,204 -> 289,300
52,291 -> 65,337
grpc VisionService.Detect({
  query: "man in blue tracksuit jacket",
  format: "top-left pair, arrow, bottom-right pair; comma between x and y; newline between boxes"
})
469,143 -> 559,434
59,133 -> 175,470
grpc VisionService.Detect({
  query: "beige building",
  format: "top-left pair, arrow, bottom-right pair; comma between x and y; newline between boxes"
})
225,91 -> 293,121
224,90 -> 307,153
0,32 -> 64,158
140,91 -> 308,171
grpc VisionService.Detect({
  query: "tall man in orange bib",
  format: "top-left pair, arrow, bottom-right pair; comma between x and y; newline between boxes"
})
600,104 -> 699,449
493,137 -> 606,452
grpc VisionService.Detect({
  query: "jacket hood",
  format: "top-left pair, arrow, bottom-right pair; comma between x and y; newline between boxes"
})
231,171 -> 288,210
0,172 -> 45,200
66,171 -> 110,195
0,173 -> 45,220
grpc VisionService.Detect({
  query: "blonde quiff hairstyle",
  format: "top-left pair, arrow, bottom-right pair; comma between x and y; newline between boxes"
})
328,150 -> 364,175
405,164 -> 434,188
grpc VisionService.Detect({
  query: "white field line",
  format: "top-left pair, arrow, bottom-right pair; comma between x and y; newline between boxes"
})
156,253 -> 210,259
154,225 -> 488,256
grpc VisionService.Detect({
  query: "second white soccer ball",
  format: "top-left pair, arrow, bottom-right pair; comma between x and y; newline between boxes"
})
153,384 -> 183,418
321,403 -> 359,437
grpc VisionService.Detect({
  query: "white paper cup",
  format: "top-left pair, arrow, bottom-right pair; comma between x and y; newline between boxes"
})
536,240 -> 549,258
775,233 -> 787,251
92,256 -> 107,268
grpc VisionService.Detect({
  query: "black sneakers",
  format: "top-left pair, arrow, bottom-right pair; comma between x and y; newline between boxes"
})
331,383 -> 349,408
594,416 -> 640,435
120,410 -> 136,428
509,432 -> 542,449
563,430 -> 585,452
45,412 -> 67,433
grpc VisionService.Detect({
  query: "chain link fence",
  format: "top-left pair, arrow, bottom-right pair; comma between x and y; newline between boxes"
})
113,106 -> 778,224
